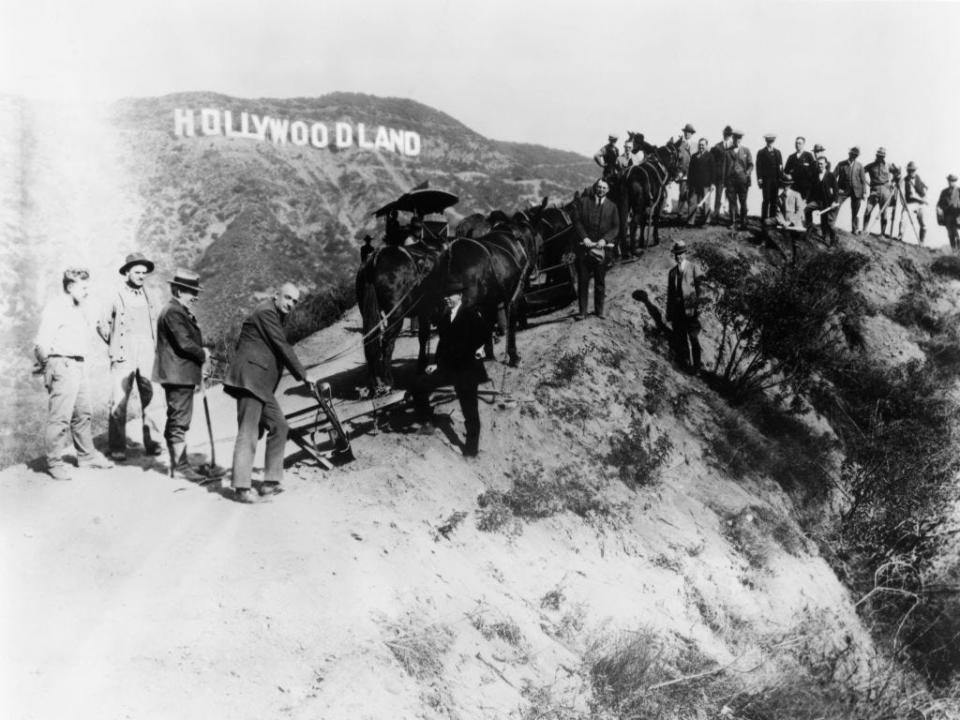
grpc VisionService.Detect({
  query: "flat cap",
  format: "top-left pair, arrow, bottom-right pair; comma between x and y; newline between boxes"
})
763,133 -> 776,141
876,147 -> 887,156
731,128 -> 744,138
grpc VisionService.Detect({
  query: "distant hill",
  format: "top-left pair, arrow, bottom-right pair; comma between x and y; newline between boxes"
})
109,91 -> 597,341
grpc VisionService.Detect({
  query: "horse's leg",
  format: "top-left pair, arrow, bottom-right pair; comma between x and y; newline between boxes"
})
381,320 -> 402,390
506,299 -> 520,367
416,306 -> 432,372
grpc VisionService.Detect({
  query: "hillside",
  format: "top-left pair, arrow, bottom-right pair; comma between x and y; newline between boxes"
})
3,224 -> 960,719
0,91 -> 596,466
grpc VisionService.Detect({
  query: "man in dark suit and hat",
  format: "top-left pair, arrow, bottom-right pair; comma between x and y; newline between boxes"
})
223,282 -> 310,503
835,147 -> 867,234
784,137 -> 817,201
725,129 -> 753,230
573,178 -> 619,312
98,252 -> 163,460
756,134 -> 782,224
154,268 -> 208,481
360,234 -> 375,263
805,157 -> 840,245
412,279 -> 491,458
709,125 -> 734,224
938,173 -> 960,252
666,241 -> 702,372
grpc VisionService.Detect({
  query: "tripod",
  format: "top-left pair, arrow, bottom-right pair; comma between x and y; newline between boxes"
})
893,179 -> 924,244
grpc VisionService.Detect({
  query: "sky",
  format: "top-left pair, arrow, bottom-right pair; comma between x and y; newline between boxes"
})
3,0 -> 960,240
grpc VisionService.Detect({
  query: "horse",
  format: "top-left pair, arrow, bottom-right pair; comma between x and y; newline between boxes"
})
618,138 -> 682,251
355,240 -> 444,393
423,202 -> 546,367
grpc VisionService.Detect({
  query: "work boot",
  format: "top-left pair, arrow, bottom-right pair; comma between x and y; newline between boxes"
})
142,426 -> 163,456
78,452 -> 115,469
233,488 -> 258,504
168,443 -> 204,482
919,229 -> 927,245
47,463 -> 74,481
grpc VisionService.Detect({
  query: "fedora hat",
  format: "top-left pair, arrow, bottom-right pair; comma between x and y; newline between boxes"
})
813,143 -> 825,152
682,123 -> 696,134
119,252 -> 154,275
876,146 -> 886,156
443,277 -> 468,296
907,161 -> 917,171
781,172 -> 794,185
949,174 -> 958,182
672,240 -> 687,255
849,146 -> 860,156
169,268 -> 201,293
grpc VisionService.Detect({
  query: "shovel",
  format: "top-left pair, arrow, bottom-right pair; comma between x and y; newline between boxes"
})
196,378 -> 229,482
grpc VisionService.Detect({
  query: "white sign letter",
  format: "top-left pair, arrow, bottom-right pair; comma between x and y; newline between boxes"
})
268,117 -> 290,144
310,123 -> 329,148
174,108 -> 195,137
200,108 -> 221,136
357,123 -> 375,150
251,114 -> 270,141
388,128 -> 404,154
335,122 -> 353,148
290,121 -> 309,146
223,110 -> 242,138
404,131 -> 421,157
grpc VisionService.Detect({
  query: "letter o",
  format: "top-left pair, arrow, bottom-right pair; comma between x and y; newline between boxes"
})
290,121 -> 309,146
310,123 -> 329,148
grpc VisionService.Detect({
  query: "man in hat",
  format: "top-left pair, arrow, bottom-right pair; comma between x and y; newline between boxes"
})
224,282 -> 310,503
360,234 -> 375,263
756,134 -> 783,224
573,178 -> 619,314
805,157 -> 840,245
675,123 -> 696,215
154,268 -> 208,481
725,130 -> 753,230
835,147 -> 867,234
35,267 -> 115,481
812,143 -> 831,171
594,133 -> 620,183
666,241 -> 702,373
412,279 -> 491,458
900,161 -> 928,244
776,173 -> 804,229
686,138 -> 714,226
864,147 -> 894,237
937,174 -> 960,252
709,125 -> 734,224
784,137 -> 817,201
97,252 -> 163,460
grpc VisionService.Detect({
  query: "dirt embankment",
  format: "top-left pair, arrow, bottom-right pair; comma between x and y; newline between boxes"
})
2,224 -> 957,719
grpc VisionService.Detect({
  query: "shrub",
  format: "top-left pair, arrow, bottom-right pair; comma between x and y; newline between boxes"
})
931,255 -> 960,280
383,618 -> 454,679
605,418 -> 673,489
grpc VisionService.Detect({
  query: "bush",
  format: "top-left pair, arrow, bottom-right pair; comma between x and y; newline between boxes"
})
383,618 -> 454,680
605,418 -> 673,489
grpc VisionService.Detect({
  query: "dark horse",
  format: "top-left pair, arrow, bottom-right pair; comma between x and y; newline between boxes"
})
618,138 -> 682,251
424,203 -> 545,367
355,240 -> 444,393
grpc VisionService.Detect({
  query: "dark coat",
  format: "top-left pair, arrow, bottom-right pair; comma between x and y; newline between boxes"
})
726,146 -> 753,186
436,306 -> 490,385
809,170 -> 840,206
688,150 -> 715,191
756,146 -> 783,184
835,159 -> 867,198
574,195 -> 619,246
711,141 -> 731,185
224,300 -> 307,403
154,299 -> 205,386
785,151 -> 817,197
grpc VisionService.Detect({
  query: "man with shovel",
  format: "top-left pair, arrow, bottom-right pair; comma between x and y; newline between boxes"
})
223,283 -> 311,504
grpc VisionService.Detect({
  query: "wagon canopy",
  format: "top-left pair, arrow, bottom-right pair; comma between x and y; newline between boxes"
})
373,187 -> 459,218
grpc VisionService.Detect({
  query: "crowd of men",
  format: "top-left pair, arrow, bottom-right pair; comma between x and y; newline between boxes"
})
594,127 -> 960,251
34,255 -> 315,503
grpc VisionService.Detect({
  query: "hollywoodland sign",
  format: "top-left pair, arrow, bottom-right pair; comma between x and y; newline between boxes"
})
173,108 -> 422,157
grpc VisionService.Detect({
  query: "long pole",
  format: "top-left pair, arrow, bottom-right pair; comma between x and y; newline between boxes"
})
864,184 -> 896,235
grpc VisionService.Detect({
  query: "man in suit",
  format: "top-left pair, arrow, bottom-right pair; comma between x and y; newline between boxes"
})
686,138 -> 714,226
666,241 -> 702,373
835,147 -> 867,234
756,134 -> 783,225
154,268 -> 208,481
784,137 -> 817,201
900,161 -> 928,244
223,283 -> 311,503
776,174 -> 804,229
805,157 -> 840,245
412,280 -> 492,458
709,125 -> 733,224
98,252 -> 163,460
360,235 -> 375,263
675,123 -> 696,215
725,129 -> 753,230
573,178 -> 619,314
864,147 -> 894,237
812,143 -> 831,171
937,174 -> 960,252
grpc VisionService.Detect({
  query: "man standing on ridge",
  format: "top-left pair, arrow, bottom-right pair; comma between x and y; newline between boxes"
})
223,283 -> 311,504
675,123 -> 696,216
709,125 -> 733,224
805,156 -> 840,245
686,138 -> 714,226
154,268 -> 208,482
35,267 -> 115,481
726,129 -> 753,230
98,252 -> 163,460
864,147 -> 894,237
835,147 -> 867,234
666,241 -> 702,373
785,137 -> 816,201
900,161 -> 928,244
573,178 -> 619,315
938,174 -> 960,252
756,134 -> 782,225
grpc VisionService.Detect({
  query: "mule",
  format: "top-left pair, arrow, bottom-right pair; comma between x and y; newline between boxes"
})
618,139 -> 682,251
